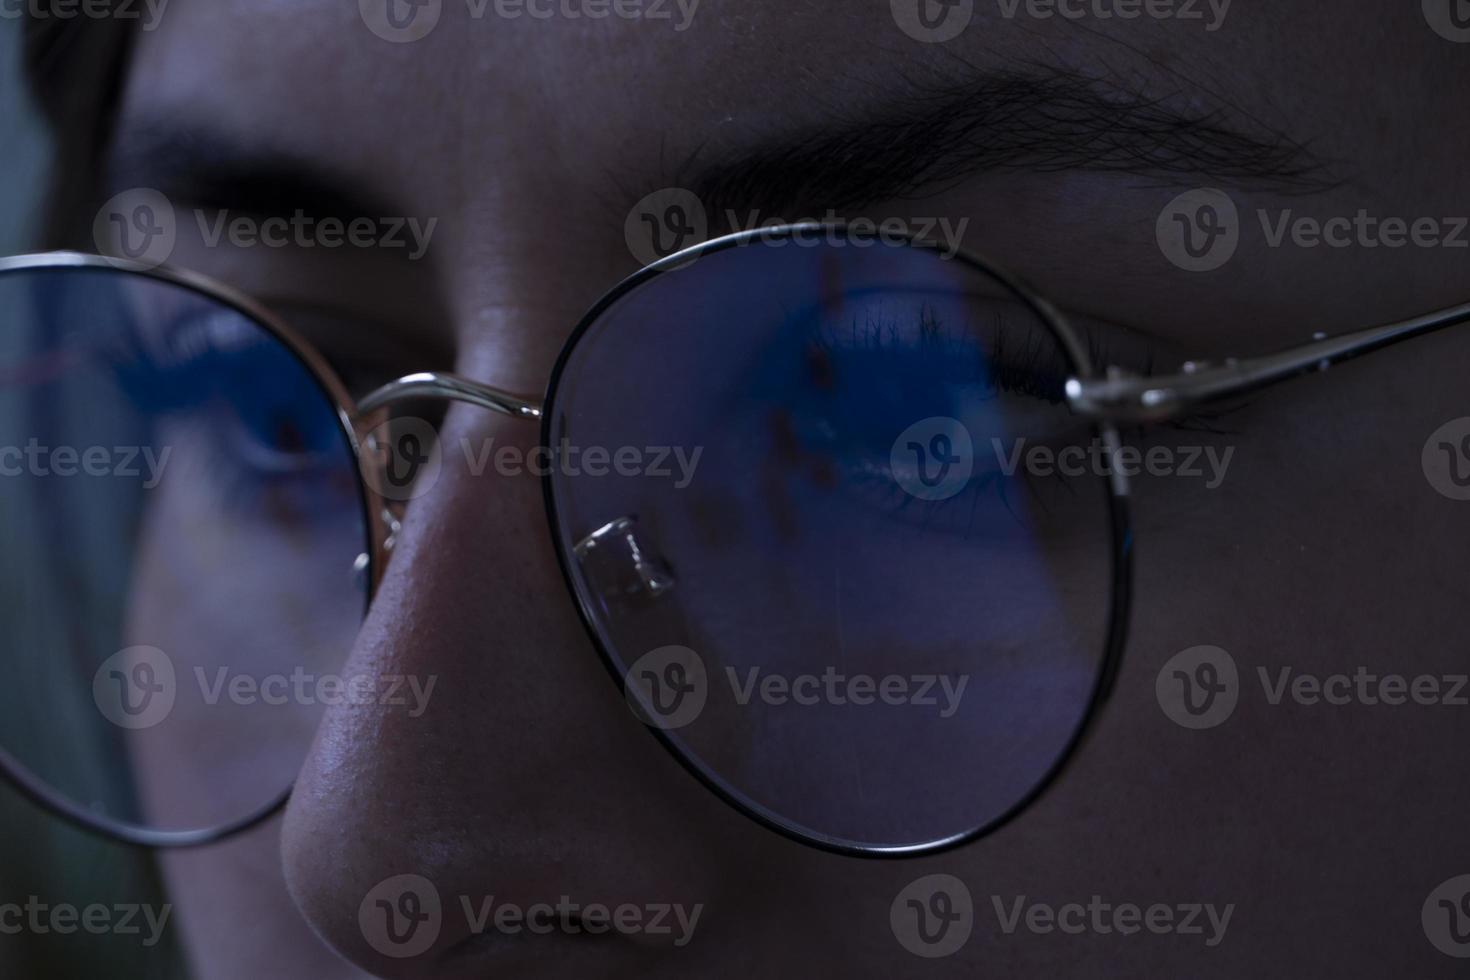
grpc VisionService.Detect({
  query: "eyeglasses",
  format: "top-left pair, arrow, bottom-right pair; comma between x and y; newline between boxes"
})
0,224 -> 1465,857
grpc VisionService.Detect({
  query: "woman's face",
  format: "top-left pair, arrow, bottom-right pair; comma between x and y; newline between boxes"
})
91,1 -> 1470,977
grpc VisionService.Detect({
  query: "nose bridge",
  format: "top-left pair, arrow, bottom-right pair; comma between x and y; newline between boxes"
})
305,398 -> 607,816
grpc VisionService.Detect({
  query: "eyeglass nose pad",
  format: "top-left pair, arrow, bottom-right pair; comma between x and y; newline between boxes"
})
573,515 -> 676,600
352,504 -> 406,589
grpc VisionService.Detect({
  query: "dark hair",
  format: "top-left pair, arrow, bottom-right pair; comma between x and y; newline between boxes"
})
23,7 -> 137,247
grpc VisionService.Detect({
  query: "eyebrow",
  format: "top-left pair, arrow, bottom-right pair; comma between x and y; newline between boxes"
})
111,64 -> 1331,241
675,65 -> 1334,227
107,123 -> 398,222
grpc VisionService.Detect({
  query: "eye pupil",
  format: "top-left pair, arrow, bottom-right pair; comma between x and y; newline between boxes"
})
273,416 -> 307,453
804,343 -> 837,391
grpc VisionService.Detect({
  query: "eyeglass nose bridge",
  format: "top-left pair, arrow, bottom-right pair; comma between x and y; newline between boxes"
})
355,371 -> 544,422
350,371 -> 544,588
347,371 -> 677,604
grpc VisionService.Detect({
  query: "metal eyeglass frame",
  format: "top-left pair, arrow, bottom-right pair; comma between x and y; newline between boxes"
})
2,222 -> 1469,855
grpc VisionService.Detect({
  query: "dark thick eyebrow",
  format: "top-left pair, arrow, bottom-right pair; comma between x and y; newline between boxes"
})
675,66 -> 1333,227
111,65 -> 1330,241
107,123 -> 397,222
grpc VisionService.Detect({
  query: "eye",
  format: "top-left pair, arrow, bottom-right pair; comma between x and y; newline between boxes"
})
746,297 -> 1100,534
114,305 -> 359,513
217,365 -> 345,477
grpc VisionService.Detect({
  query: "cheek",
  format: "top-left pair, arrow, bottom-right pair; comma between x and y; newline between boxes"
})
122,422 -> 365,833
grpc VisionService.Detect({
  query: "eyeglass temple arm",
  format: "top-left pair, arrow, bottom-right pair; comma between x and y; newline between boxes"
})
1067,300 -> 1470,423
354,371 -> 543,422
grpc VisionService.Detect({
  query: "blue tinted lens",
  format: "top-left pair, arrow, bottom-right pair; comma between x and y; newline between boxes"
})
0,264 -> 368,836
547,233 -> 1117,851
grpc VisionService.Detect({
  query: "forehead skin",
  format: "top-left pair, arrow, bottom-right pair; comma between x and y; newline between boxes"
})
119,0 -> 1470,387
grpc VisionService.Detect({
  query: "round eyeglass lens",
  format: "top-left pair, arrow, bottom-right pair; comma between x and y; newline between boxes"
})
0,262 -> 369,840
545,229 -> 1121,852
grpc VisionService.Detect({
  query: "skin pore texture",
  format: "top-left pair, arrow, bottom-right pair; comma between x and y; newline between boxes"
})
83,1 -> 1470,977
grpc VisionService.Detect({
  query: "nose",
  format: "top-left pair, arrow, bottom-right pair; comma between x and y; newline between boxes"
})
280,399 -> 737,977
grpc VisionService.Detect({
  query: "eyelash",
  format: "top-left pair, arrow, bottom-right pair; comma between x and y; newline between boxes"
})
111,311 -> 356,509
787,303 -> 1236,535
